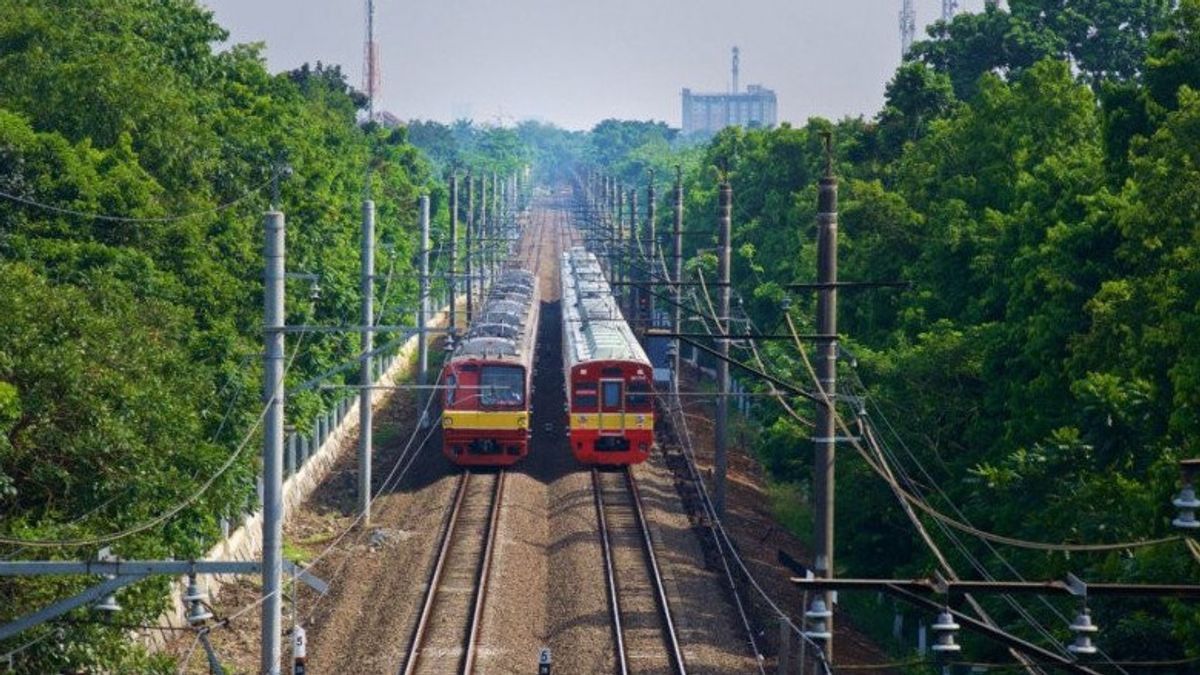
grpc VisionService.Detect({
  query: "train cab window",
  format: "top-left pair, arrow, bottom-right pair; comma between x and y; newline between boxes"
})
480,365 -> 524,408
602,381 -> 623,410
445,374 -> 458,406
626,381 -> 652,410
573,384 -> 598,411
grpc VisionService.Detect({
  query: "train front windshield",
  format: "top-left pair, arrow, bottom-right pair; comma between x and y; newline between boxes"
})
480,365 -> 525,407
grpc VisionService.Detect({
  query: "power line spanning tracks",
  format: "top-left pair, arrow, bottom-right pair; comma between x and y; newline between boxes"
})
592,467 -> 687,675
402,469 -> 506,675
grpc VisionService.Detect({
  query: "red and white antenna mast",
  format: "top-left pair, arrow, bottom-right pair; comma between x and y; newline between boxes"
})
363,0 -> 380,121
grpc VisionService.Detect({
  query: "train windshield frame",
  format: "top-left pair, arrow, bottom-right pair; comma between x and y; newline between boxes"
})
480,365 -> 525,408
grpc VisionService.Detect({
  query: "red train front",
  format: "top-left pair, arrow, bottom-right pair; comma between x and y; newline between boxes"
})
561,247 -> 655,465
441,270 -> 540,466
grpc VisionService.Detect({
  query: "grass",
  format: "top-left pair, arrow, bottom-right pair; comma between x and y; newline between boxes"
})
766,480 -> 814,546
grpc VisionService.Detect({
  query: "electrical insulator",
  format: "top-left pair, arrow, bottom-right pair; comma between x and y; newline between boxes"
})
1173,482 -> 1200,530
95,547 -> 121,615
803,596 -> 833,641
309,280 -> 322,302
95,592 -> 121,614
930,607 -> 962,654
185,574 -> 213,625
1067,608 -> 1099,656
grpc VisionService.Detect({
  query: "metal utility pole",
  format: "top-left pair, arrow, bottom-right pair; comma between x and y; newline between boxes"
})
714,181 -> 732,518
262,210 -> 286,675
615,185 -> 624,293
813,138 -> 839,662
646,172 -> 657,330
672,166 -> 684,393
418,195 -> 430,391
466,172 -> 475,323
900,0 -> 917,56
492,171 -> 500,276
449,174 -> 458,337
359,199 -> 375,525
941,0 -> 958,22
480,175 -> 489,298
629,187 -> 638,320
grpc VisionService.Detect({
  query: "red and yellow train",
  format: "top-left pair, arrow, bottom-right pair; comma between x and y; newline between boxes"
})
441,269 -> 540,466
561,247 -> 655,465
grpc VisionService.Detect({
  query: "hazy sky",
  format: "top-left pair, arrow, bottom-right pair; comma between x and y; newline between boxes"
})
200,0 -> 986,130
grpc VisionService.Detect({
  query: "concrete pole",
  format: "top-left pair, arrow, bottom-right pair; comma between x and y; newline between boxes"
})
647,172 -> 657,329
465,172 -> 474,324
629,187 -> 638,322
449,175 -> 458,338
715,181 -> 731,518
813,140 -> 839,662
672,166 -> 684,394
480,175 -> 488,300
615,185 -> 623,295
491,171 -> 499,278
359,200 -> 375,526
418,195 -> 430,391
261,210 -> 285,675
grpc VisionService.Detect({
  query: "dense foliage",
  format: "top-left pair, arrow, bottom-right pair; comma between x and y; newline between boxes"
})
579,0 -> 1200,664
0,1 -> 452,669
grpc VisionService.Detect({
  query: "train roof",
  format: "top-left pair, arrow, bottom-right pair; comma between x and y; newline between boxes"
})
561,246 -> 650,365
452,267 -> 539,363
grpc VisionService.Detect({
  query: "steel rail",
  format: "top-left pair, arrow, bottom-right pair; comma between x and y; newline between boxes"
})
463,470 -> 506,673
625,468 -> 688,675
592,468 -> 630,675
402,469 -> 505,675
593,467 -> 689,675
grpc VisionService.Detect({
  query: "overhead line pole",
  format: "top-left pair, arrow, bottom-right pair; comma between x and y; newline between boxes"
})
359,199 -> 375,526
812,137 -> 838,663
714,180 -> 731,518
647,171 -> 657,331
466,172 -> 474,324
630,187 -> 638,321
448,174 -> 458,338
261,210 -> 286,675
672,166 -> 684,393
418,195 -> 430,418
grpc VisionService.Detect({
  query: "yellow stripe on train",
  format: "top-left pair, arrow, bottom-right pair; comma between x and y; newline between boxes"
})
442,410 -> 529,431
570,413 -> 654,431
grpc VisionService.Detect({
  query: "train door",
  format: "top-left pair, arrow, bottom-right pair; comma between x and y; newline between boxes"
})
598,378 -> 625,435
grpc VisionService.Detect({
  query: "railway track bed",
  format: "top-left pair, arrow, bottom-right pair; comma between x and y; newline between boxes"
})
403,469 -> 505,675
593,466 -> 688,675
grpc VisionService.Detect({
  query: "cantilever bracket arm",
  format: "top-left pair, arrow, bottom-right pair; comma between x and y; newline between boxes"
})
0,573 -> 148,642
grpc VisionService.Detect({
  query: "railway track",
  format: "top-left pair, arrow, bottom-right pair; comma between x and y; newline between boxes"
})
593,467 -> 688,675
402,469 -> 505,675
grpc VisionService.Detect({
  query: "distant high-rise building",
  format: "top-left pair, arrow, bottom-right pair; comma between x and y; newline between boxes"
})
681,47 -> 778,136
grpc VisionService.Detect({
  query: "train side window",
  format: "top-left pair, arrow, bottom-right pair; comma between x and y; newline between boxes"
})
626,381 -> 651,410
445,374 -> 457,406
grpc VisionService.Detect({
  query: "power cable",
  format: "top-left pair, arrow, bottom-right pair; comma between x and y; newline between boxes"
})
0,328 -> 309,549
0,175 -> 276,224
782,313 -> 1181,555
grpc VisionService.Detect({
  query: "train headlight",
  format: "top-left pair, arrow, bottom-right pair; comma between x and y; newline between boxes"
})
443,415 -> 453,428
636,415 -> 646,426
